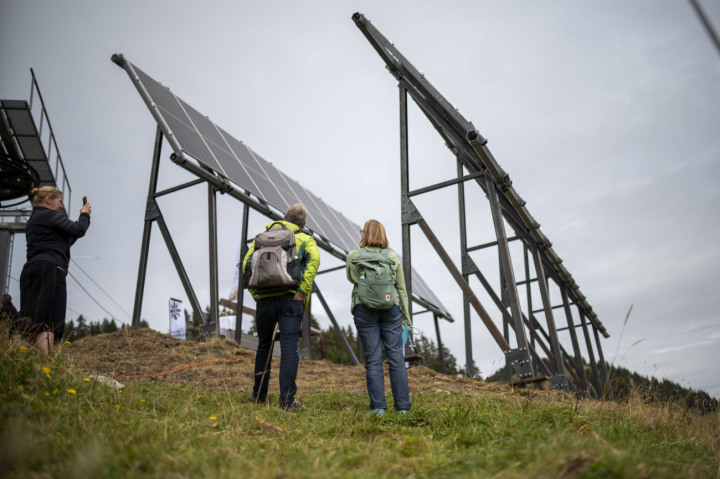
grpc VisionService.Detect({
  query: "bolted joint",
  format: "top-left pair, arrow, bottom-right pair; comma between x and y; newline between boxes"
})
550,374 -> 570,393
401,197 -> 422,225
505,347 -> 533,378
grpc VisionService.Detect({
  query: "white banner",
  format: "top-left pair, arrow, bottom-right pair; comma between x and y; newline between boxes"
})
169,298 -> 185,339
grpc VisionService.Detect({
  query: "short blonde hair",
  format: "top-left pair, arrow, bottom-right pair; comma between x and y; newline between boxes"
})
284,203 -> 307,227
360,219 -> 388,249
30,187 -> 62,207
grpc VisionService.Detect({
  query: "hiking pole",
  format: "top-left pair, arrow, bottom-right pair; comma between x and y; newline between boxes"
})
256,321 -> 279,404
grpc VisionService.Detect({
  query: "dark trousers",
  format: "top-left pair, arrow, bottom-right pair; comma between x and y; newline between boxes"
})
253,293 -> 304,405
19,260 -> 67,338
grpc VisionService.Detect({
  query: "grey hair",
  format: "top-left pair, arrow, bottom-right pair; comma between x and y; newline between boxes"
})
284,203 -> 307,227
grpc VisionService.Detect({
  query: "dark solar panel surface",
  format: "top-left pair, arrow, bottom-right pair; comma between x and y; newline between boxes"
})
0,102 -> 56,185
123,59 -> 448,315
5,106 -> 38,136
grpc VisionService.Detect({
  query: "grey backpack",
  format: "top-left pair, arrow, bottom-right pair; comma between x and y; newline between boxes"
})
351,248 -> 398,310
244,222 -> 302,292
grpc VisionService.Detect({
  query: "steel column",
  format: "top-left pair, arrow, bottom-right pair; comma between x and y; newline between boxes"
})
208,184 -> 219,335
234,202 -> 250,343
594,326 -> 614,400
433,313 -> 447,374
457,161 -> 474,377
132,127 -> 163,327
530,243 -> 569,392
399,86 -> 413,318
579,309 -> 601,398
560,285 -> 589,396
487,177 -> 527,350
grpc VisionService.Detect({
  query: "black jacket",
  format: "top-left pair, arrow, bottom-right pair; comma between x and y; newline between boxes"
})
25,206 -> 91,271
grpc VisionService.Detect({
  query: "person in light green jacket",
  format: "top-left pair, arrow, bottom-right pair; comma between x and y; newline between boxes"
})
346,219 -> 411,415
242,203 -> 320,411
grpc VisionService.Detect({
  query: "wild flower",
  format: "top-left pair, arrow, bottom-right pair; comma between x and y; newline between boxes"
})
44,392 -> 50,396
67,389 -> 76,394
53,389 -> 58,395
64,341 -> 71,345
43,366 -> 51,378
19,347 -> 28,353
84,378 -> 90,382
210,416 -> 217,420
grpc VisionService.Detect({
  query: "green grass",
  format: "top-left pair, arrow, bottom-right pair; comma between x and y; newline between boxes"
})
1,337 -> 718,478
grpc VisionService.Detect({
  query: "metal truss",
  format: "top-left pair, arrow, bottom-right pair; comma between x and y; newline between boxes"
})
354,13 -> 613,398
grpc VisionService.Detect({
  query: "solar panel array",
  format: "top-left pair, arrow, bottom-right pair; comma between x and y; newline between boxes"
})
116,57 -> 449,317
0,100 -> 56,186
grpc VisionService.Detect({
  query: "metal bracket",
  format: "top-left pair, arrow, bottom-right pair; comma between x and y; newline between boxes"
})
401,197 -> 422,225
461,254 -> 479,275
466,129 -> 488,147
505,347 -> 533,378
144,198 -> 160,221
550,374 -> 570,393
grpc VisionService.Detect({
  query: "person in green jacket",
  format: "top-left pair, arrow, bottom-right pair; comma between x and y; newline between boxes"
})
243,203 -> 320,411
346,219 -> 411,415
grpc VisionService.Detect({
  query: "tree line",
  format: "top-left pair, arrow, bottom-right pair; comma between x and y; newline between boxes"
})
485,357 -> 718,413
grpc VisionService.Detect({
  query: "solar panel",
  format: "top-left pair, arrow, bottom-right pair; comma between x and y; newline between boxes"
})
114,54 -> 451,319
0,101 -> 56,185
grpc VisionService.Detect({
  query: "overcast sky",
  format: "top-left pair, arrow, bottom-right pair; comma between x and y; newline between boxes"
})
2,0 -> 718,398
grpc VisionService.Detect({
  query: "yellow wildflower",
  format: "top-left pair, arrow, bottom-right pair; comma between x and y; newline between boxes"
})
43,367 -> 51,374
116,405 -> 120,408
44,392 -> 50,396
18,384 -> 23,391
217,402 -> 221,406
19,347 -> 28,353
67,389 -> 76,394
141,399 -> 146,403
53,389 -> 58,395
84,378 -> 90,382
64,341 -> 71,345
210,416 -> 217,420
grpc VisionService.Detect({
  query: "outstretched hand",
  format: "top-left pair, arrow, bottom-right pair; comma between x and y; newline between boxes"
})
80,202 -> 92,215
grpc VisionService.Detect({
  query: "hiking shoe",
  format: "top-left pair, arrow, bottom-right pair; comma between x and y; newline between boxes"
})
369,408 -> 385,416
280,401 -> 307,412
398,409 -> 409,414
248,394 -> 267,405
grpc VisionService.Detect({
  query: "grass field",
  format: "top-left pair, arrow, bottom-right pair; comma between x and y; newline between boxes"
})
1,328 -> 718,478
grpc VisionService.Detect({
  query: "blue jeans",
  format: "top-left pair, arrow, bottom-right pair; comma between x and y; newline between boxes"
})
353,304 -> 411,411
253,294 -> 304,405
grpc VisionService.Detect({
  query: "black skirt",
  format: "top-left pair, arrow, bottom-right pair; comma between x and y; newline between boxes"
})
19,260 -> 67,337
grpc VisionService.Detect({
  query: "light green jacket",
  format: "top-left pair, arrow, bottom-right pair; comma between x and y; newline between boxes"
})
242,221 -> 320,301
346,246 -> 411,326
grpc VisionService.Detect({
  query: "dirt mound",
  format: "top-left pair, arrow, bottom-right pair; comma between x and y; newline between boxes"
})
64,327 -> 514,398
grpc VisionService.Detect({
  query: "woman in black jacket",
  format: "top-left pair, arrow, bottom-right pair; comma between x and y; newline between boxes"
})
20,186 -> 91,354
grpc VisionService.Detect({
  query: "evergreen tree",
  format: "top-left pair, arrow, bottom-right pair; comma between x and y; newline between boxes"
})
411,333 -> 460,376
74,315 -> 89,340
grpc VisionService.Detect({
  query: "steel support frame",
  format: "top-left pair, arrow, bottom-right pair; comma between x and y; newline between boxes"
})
132,128 -> 360,363
387,40 -> 609,393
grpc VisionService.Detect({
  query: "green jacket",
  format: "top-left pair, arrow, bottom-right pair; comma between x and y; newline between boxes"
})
346,246 -> 411,326
243,221 -> 320,301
